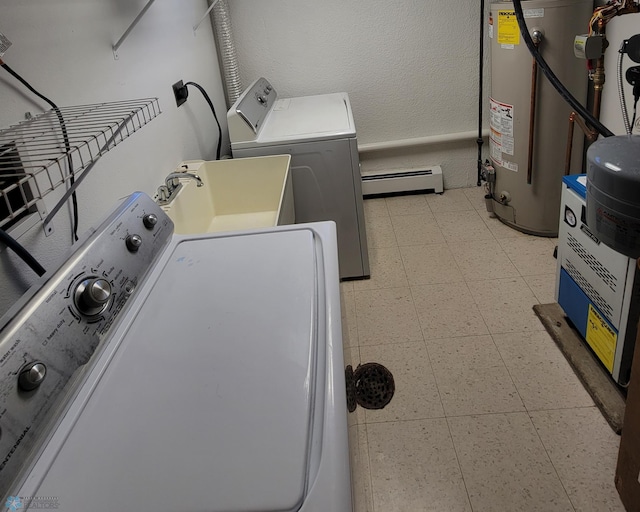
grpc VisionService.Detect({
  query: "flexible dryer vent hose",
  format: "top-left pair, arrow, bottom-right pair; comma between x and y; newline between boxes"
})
209,0 -> 243,108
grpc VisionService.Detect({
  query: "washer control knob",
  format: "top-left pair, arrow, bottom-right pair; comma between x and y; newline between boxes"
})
18,362 -> 47,391
123,280 -> 135,296
265,84 -> 273,92
126,234 -> 143,252
142,213 -> 158,229
75,278 -> 112,316
257,95 -> 267,104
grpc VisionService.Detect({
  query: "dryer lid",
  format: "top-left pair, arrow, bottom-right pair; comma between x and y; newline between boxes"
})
25,229 -> 320,512
257,92 -> 356,144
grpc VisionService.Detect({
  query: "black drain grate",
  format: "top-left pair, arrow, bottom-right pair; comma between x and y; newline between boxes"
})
346,362 -> 395,411
345,365 -> 357,412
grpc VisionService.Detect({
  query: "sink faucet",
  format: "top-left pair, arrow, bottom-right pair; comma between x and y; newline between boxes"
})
157,171 -> 204,205
165,172 -> 204,194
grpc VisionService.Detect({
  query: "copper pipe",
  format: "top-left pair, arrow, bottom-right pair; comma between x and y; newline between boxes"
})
565,112 -> 594,174
564,54 -> 602,175
572,114 -> 591,143
564,20 -> 606,175
592,56 -> 605,119
591,20 -> 606,123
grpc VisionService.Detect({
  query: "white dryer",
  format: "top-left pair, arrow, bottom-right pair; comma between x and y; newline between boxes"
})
228,78 -> 369,280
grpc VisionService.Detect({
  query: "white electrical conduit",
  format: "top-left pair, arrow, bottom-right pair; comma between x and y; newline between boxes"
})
358,130 -> 489,153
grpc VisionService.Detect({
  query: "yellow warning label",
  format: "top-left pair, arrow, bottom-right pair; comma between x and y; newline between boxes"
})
585,304 -> 617,372
497,10 -> 520,45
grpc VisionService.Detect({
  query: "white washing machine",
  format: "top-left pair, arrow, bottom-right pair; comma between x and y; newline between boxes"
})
1,192 -> 352,511
228,78 -> 369,280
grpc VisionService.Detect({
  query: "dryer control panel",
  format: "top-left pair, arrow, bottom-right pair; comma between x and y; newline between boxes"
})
227,77 -> 278,143
0,192 -> 173,498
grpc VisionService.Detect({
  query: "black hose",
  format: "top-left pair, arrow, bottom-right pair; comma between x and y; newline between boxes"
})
512,0 -> 614,138
1,61 -> 80,241
477,0 -> 485,187
0,228 -> 46,277
185,81 -> 223,160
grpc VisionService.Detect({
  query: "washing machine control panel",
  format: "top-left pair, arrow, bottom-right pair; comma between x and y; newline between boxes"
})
227,77 -> 278,143
0,192 -> 173,497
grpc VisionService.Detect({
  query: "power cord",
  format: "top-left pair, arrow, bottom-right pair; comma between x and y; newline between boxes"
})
184,81 -> 222,160
0,227 -> 45,277
0,59 -> 80,242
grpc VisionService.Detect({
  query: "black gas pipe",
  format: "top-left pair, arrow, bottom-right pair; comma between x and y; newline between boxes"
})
476,0 -> 485,187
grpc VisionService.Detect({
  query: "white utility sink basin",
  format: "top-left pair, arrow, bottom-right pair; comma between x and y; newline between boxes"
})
162,155 -> 294,234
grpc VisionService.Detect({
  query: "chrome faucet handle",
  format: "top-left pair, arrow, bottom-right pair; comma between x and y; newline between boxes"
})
165,172 -> 203,192
157,171 -> 204,206
157,185 -> 170,202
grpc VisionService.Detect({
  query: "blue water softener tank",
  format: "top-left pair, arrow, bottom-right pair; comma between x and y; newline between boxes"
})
586,135 -> 640,258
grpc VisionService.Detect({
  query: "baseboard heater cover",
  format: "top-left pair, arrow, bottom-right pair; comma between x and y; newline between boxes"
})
361,166 -> 443,196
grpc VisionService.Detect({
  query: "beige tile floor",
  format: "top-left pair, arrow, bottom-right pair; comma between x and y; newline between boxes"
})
342,187 -> 625,512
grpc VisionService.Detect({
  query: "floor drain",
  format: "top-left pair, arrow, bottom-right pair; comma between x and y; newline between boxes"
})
345,365 -> 357,412
346,362 -> 395,411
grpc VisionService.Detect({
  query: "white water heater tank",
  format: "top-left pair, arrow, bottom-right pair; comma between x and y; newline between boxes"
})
489,0 -> 592,236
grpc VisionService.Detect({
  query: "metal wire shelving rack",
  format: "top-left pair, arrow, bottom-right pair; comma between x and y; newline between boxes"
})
0,98 -> 161,231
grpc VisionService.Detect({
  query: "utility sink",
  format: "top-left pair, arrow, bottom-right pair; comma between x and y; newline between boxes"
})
161,155 -> 294,234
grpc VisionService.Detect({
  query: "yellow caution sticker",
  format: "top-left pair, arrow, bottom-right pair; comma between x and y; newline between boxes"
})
585,304 -> 617,372
497,10 -> 520,46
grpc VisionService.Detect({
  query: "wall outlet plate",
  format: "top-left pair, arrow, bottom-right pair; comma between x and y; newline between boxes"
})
172,80 -> 188,107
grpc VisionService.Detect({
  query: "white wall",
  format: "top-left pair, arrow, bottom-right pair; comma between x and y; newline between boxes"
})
227,0 -> 488,188
599,13 -> 640,136
0,0 -> 227,316
2,1 -> 633,315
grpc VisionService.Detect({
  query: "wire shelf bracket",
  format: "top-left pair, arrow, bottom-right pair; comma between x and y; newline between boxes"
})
193,0 -> 222,34
112,0 -> 158,60
0,98 -> 162,234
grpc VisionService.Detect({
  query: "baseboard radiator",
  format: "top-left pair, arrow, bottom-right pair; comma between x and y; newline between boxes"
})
361,166 -> 443,196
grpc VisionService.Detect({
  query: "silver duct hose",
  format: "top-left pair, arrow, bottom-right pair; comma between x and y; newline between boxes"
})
209,0 -> 243,108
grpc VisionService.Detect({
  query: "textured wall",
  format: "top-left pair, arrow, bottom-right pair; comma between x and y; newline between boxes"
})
228,0 -> 489,187
0,0 -> 226,316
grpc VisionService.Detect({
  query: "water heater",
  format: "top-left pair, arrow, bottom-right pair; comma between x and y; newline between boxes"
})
488,0 -> 592,235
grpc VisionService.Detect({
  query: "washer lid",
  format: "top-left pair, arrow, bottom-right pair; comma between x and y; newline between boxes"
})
27,229 -> 319,512
257,92 -> 355,145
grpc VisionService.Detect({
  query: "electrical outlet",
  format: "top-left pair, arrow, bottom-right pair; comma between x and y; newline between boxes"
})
172,80 -> 188,107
